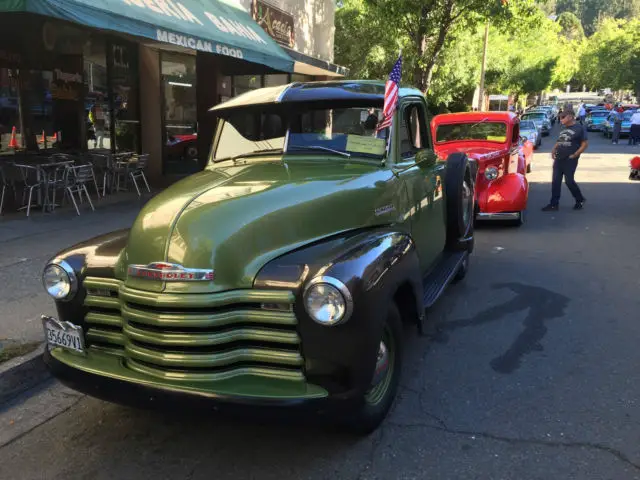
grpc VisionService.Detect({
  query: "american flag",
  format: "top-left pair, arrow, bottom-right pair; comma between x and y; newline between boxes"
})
378,54 -> 402,131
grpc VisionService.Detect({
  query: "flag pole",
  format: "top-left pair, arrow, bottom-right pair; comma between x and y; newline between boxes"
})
385,49 -> 402,160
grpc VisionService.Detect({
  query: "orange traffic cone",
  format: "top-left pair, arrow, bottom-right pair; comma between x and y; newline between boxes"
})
39,130 -> 46,143
52,132 -> 57,143
8,126 -> 18,148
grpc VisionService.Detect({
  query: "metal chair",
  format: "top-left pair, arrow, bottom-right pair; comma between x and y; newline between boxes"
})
129,154 -> 151,197
15,163 -> 44,217
88,153 -> 112,197
63,165 -> 95,215
0,163 -> 10,215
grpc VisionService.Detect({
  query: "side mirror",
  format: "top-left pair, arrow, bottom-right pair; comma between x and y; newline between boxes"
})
415,149 -> 438,166
519,136 -> 528,144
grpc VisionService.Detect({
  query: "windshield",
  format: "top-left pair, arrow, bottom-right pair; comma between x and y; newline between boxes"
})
523,113 -> 545,120
435,122 -> 507,143
520,120 -> 536,129
212,105 -> 389,162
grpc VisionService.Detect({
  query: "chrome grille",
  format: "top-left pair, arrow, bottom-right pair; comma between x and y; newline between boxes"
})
82,277 -> 303,382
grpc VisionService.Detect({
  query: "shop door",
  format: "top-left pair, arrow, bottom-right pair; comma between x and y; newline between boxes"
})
162,53 -> 198,176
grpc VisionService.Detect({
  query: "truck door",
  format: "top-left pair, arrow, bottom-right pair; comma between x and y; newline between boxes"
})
393,100 -> 446,274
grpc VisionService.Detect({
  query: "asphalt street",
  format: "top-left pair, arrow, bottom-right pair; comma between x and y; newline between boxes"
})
2,124 -> 640,479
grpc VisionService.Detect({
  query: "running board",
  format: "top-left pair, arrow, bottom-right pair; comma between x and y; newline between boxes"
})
422,250 -> 468,309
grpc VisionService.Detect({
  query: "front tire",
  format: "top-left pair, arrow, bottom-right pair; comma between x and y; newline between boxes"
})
338,304 -> 403,435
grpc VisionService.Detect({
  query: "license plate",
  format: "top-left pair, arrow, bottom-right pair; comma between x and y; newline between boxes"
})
41,316 -> 85,353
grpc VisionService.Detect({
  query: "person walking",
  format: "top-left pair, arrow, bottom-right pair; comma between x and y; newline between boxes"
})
577,104 -> 586,124
629,110 -> 640,146
542,110 -> 588,211
611,108 -> 623,145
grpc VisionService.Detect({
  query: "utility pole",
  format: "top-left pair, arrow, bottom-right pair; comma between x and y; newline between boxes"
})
477,21 -> 490,111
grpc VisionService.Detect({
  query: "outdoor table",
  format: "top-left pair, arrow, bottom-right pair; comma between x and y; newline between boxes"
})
13,159 -> 75,213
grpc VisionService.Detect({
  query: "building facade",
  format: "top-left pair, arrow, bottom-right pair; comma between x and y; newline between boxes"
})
0,0 -> 345,185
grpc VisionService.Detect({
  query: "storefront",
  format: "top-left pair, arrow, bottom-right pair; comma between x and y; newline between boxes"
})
0,0 -> 346,182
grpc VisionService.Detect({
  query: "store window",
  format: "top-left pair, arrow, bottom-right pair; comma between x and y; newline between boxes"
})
84,37 -> 109,151
234,75 -> 261,96
0,68 -> 21,153
161,52 -> 197,175
264,74 -> 288,87
109,40 -> 140,153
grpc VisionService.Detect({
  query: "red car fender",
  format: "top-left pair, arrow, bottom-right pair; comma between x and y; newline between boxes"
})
476,173 -> 528,213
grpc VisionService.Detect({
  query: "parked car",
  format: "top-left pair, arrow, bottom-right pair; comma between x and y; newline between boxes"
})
630,156 -> 640,181
603,110 -> 637,138
431,111 -> 531,226
519,119 -> 542,148
585,110 -> 610,131
521,112 -> 551,135
534,105 -> 557,124
40,80 -> 476,434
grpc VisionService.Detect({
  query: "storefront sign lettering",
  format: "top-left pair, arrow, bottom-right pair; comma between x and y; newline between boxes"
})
157,30 -> 213,52
0,49 -> 21,64
123,0 -> 268,46
253,1 -> 294,48
54,69 -> 83,83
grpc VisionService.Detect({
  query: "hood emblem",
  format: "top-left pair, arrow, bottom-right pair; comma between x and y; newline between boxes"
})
128,262 -> 214,281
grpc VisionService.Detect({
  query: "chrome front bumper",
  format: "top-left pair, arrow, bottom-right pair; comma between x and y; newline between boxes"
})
476,212 -> 521,220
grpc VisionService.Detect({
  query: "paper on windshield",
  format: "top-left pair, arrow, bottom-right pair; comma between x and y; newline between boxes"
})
486,136 -> 507,142
346,135 -> 386,155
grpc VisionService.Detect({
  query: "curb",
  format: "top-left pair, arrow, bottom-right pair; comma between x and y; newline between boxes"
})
0,344 -> 51,406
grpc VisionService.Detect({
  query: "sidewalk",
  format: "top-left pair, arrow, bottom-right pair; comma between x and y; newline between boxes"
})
0,192 -> 152,350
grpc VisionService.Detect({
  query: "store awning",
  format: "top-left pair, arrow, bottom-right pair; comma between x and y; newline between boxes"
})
1,0 -> 294,72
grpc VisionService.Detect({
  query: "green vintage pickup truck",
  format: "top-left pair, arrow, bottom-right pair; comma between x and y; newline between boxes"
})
41,81 -> 475,433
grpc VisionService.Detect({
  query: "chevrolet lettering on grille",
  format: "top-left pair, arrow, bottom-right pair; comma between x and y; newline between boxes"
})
127,262 -> 214,281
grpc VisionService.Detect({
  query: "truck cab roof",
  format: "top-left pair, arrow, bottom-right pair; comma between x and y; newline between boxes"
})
210,80 -> 424,112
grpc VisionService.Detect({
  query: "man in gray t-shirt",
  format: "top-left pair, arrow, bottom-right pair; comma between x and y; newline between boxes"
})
542,110 -> 588,211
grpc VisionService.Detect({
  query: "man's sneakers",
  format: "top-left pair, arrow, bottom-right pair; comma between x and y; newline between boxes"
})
541,204 -> 559,212
573,199 -> 585,210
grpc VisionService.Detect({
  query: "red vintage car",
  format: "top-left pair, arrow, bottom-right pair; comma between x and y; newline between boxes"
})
431,112 -> 533,226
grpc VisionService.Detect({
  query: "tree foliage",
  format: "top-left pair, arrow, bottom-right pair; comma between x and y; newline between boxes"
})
576,18 -> 640,96
334,0 -> 637,110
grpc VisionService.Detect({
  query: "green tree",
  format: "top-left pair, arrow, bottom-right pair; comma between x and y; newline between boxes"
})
576,18 -> 640,97
557,11 -> 585,41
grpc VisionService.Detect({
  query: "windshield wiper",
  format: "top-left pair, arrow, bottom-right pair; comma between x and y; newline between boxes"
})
287,145 -> 351,158
216,148 -> 283,163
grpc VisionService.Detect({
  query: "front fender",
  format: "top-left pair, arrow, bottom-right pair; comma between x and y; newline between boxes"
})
254,229 -> 422,399
45,230 -> 130,326
477,173 -> 528,213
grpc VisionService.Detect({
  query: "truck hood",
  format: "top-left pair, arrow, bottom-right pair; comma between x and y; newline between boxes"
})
434,143 -> 507,164
119,158 -> 398,293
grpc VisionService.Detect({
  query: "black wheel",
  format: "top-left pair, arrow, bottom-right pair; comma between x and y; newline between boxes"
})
526,163 -> 532,173
185,146 -> 198,160
451,254 -> 469,284
444,153 -> 474,246
338,304 -> 403,435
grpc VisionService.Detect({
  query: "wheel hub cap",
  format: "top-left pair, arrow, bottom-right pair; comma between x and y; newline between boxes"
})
370,340 -> 389,387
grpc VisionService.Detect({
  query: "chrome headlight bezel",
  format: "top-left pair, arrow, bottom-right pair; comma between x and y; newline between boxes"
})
484,167 -> 499,181
303,276 -> 353,326
42,260 -> 78,301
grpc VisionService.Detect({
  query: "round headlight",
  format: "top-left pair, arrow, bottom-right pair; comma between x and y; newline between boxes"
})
303,276 -> 353,326
485,167 -> 499,181
42,261 -> 77,301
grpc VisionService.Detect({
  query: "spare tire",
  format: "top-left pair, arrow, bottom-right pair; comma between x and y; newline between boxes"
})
444,152 -> 475,246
